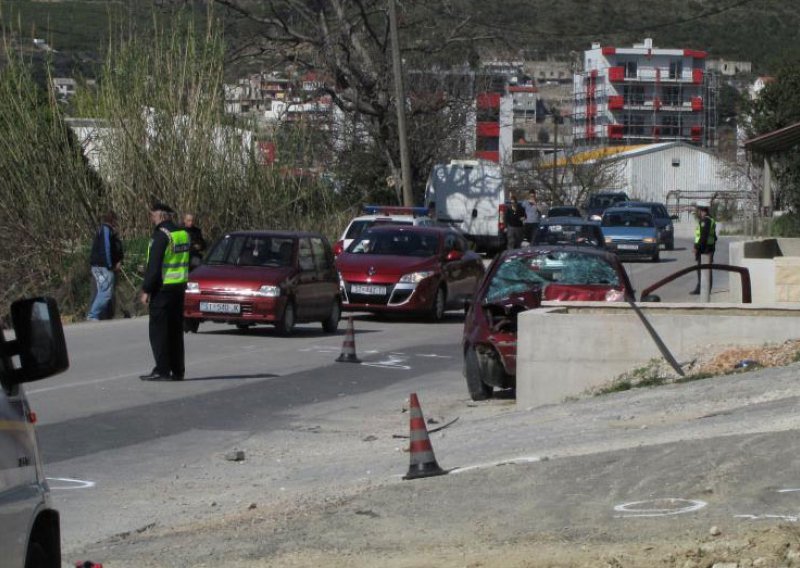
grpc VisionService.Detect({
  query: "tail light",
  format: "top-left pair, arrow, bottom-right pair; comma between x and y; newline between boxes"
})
498,203 -> 506,233
333,240 -> 344,256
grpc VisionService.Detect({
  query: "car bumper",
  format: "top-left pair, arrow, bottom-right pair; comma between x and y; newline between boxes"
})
341,277 -> 438,313
606,242 -> 659,258
184,293 -> 287,322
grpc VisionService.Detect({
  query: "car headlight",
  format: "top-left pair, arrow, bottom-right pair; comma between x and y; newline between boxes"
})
399,270 -> 435,284
643,237 -> 657,243
186,282 -> 200,294
604,237 -> 613,244
590,215 -> 602,221
255,285 -> 281,297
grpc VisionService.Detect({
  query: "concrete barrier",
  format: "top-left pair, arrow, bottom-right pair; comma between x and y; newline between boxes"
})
730,238 -> 800,303
516,301 -> 800,408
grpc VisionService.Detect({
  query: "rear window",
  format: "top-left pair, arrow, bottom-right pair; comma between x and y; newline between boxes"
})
486,252 -> 620,302
589,194 -> 627,209
206,235 -> 295,267
533,224 -> 603,247
345,219 -> 412,240
602,211 -> 654,228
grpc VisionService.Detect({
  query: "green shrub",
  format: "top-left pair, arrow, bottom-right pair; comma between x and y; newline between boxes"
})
770,212 -> 800,237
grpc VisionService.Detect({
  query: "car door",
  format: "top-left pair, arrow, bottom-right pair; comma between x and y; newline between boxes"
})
295,237 -> 318,321
310,236 -> 338,319
441,233 -> 468,304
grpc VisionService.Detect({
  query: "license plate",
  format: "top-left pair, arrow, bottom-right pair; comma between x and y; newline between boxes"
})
617,244 -> 639,251
351,284 -> 387,295
200,301 -> 241,314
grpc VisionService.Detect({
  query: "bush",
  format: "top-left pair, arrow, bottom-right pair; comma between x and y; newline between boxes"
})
769,212 -> 800,237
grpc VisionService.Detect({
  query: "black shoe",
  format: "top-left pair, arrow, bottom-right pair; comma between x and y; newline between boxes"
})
172,373 -> 185,381
689,288 -> 700,295
140,371 -> 173,381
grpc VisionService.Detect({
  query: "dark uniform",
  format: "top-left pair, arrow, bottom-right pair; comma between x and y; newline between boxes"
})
505,201 -> 526,250
691,212 -> 716,294
140,217 -> 190,381
183,224 -> 206,271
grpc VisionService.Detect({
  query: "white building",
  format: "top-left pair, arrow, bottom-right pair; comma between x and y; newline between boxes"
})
574,38 -> 713,148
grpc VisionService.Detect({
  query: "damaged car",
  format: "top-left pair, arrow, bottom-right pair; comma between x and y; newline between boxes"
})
462,246 -> 634,401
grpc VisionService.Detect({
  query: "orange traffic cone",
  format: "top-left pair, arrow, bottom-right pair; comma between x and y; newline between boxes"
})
336,316 -> 361,363
403,393 -> 447,480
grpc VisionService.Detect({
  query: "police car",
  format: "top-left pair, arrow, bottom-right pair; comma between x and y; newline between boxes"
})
333,205 -> 435,256
1,297 -> 68,568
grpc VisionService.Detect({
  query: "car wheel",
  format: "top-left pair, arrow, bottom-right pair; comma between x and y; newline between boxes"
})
429,287 -> 446,321
666,239 -> 675,251
651,251 -> 660,263
322,300 -> 341,333
277,300 -> 296,336
25,540 -> 49,568
464,347 -> 493,401
183,318 -> 200,334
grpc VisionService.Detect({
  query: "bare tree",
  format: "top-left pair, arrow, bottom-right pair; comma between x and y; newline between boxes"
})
210,0 -> 494,203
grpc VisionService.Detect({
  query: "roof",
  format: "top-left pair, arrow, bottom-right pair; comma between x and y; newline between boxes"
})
225,230 -> 324,238
604,206 -> 653,214
550,142 -> 717,168
744,121 -> 800,154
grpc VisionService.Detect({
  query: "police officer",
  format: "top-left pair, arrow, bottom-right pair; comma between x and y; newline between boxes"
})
139,203 -> 191,381
690,204 -> 716,295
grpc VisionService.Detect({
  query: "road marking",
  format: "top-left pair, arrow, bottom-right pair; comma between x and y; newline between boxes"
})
735,514 -> 800,522
47,477 -> 96,490
613,498 -> 707,518
777,488 -> 800,493
450,456 -> 542,474
361,355 -> 411,370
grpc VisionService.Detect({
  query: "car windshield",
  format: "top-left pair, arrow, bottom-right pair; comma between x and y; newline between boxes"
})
548,207 -> 580,217
534,224 -> 603,247
348,231 -> 439,257
485,251 -> 620,303
345,219 -> 412,240
602,211 -> 654,228
205,235 -> 295,267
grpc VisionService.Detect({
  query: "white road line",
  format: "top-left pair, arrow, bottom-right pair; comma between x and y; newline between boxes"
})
613,498 -> 707,518
47,477 -> 96,490
450,456 -> 542,474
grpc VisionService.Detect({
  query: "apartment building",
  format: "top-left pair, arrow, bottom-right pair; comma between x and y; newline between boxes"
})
573,38 -> 715,148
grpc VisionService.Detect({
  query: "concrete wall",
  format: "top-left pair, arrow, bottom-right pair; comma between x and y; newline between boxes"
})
517,302 -> 800,408
729,238 -> 800,303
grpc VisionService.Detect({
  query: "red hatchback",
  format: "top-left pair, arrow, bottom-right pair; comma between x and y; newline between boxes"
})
184,231 -> 341,335
462,246 -> 634,400
336,225 -> 485,320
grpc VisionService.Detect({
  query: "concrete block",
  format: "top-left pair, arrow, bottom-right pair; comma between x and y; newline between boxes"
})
517,302 -> 800,408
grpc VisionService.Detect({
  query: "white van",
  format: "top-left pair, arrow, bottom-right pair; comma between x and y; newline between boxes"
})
424,160 -> 506,254
1,297 -> 68,568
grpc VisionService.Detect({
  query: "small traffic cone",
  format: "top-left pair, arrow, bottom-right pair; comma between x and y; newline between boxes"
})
403,393 -> 447,480
336,316 -> 360,363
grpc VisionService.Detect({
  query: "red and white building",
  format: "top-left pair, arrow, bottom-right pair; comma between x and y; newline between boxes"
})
474,91 -> 514,164
573,38 -> 714,148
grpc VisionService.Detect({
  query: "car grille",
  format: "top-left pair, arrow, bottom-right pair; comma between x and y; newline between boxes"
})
240,302 -> 254,315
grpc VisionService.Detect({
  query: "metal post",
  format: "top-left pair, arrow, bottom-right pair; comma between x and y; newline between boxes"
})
388,0 -> 414,207
700,254 -> 712,303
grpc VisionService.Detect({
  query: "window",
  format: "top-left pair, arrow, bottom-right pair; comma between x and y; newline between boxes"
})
205,235 -> 295,267
623,85 -> 645,105
621,61 -> 637,79
662,86 -> 681,106
298,238 -> 315,271
669,60 -> 683,80
310,237 -> 332,271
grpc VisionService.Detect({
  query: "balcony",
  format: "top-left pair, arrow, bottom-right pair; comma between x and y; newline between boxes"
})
608,95 -> 624,110
691,97 -> 704,111
476,122 -> 500,137
605,66 -> 705,84
475,150 -> 500,162
476,93 -> 501,109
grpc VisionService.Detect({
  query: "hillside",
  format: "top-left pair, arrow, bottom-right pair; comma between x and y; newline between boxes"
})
1,0 -> 798,74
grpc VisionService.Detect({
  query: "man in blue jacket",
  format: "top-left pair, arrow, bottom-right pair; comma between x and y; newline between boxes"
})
87,211 -> 124,321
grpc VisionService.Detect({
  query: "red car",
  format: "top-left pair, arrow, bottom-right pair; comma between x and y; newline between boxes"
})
183,231 -> 341,335
335,225 -> 485,320
462,246 -> 635,400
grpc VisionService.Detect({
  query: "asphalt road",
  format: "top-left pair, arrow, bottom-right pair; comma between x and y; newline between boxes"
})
27,236 -> 742,561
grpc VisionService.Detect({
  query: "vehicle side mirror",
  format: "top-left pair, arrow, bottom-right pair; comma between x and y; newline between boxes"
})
445,250 -> 463,262
640,294 -> 661,303
670,214 -> 679,220
8,297 -> 69,383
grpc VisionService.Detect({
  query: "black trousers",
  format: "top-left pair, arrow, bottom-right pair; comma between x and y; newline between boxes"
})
524,223 -> 539,243
695,249 -> 715,289
149,288 -> 185,377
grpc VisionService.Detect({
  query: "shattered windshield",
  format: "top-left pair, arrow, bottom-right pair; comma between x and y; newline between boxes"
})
485,251 -> 621,303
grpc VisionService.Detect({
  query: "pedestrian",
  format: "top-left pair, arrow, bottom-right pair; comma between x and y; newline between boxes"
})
87,211 -> 124,321
182,213 -> 207,271
139,202 -> 191,381
505,193 -> 526,250
690,204 -> 716,295
521,191 -> 541,243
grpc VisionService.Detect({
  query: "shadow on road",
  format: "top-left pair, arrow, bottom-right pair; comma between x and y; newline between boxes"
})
186,373 -> 279,381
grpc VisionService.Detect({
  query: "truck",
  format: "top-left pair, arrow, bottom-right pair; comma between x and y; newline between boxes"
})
424,160 -> 506,255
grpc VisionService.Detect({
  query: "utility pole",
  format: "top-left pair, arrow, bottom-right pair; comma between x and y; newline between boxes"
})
552,113 -> 559,197
388,0 -> 414,206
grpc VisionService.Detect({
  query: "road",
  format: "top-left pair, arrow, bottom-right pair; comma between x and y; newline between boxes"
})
27,235 -> 760,566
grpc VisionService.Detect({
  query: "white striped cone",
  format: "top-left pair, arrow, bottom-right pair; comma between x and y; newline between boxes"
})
336,316 -> 360,363
403,393 -> 447,480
